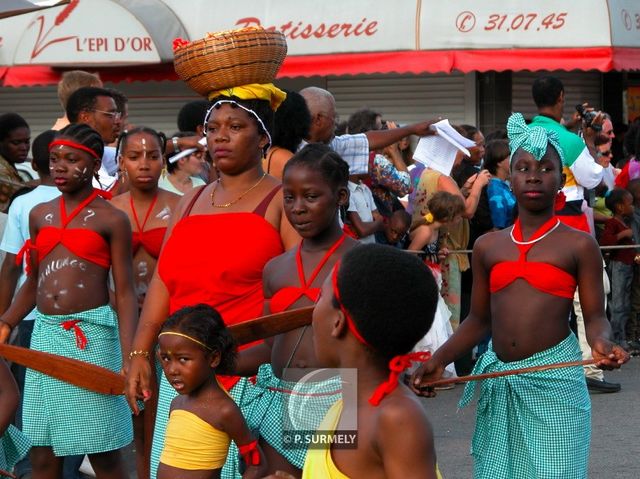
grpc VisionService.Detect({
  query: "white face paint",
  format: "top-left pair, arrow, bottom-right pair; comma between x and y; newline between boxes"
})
44,213 -> 54,224
141,137 -> 147,160
137,261 -> 148,278
156,206 -> 171,221
37,257 -> 87,287
82,209 -> 95,224
73,166 -> 82,179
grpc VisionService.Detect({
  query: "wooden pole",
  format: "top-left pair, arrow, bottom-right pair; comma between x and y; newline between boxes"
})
419,359 -> 597,389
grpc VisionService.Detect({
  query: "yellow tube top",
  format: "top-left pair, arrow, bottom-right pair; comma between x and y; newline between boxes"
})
160,409 -> 230,470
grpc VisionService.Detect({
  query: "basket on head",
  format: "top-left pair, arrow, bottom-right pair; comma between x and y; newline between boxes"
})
173,27 -> 288,98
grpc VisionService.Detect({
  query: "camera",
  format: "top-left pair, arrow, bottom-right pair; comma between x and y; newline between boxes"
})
575,104 -> 602,132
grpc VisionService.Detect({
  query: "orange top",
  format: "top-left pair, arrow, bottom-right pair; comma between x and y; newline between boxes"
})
489,217 -> 576,299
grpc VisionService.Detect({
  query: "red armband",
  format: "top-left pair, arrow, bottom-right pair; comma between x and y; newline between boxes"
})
238,439 -> 260,466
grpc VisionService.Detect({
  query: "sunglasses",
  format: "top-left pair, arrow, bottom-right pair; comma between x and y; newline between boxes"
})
598,150 -> 613,157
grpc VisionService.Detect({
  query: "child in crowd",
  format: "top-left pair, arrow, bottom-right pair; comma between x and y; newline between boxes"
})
304,244 -> 441,478
600,188 -> 637,349
408,191 -> 465,255
0,358 -> 30,476
375,209 -> 411,248
346,176 -> 382,244
413,113 -> 629,479
157,304 -> 265,479
484,139 -> 516,230
237,143 -> 358,476
0,124 -> 137,478
626,179 -> 640,354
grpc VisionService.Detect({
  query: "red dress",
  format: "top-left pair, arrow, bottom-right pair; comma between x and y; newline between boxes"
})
157,185 -> 284,388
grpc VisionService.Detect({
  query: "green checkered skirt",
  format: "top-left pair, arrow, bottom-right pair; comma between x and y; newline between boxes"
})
0,425 -> 30,471
23,306 -> 133,456
240,364 -> 343,470
459,333 -> 590,479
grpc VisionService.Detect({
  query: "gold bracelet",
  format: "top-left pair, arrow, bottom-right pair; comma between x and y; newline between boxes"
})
128,350 -> 150,360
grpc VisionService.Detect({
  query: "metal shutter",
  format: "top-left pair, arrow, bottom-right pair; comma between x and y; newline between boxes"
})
328,73 -> 476,127
0,85 -> 60,139
512,71 -> 603,122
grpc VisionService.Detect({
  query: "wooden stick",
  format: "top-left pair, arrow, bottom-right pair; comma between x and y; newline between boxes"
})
0,343 -> 125,395
228,306 -> 314,345
0,307 -> 314,397
0,467 -> 17,479
420,359 -> 598,389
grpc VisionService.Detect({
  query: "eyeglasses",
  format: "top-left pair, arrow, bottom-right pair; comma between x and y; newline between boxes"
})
599,150 -> 613,157
92,109 -> 122,120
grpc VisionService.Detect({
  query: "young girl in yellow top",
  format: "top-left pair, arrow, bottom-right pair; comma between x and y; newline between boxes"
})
157,304 -> 266,479
408,191 -> 465,253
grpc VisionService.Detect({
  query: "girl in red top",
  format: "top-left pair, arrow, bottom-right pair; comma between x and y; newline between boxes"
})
125,87 -> 299,478
111,126 -> 180,478
237,143 -> 358,475
413,113 -> 628,479
111,127 -> 180,310
0,123 -> 137,479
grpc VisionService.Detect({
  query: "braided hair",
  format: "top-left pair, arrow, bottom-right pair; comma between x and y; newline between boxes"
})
57,123 -> 104,159
283,143 -> 349,191
114,126 -> 166,166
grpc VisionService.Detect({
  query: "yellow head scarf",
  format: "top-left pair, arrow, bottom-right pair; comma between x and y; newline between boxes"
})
207,83 -> 286,111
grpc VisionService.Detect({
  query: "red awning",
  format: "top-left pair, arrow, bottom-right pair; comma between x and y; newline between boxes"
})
2,46 -> 638,88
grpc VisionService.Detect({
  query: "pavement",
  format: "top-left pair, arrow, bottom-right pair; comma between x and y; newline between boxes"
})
114,357 -> 639,478
426,355 -> 640,479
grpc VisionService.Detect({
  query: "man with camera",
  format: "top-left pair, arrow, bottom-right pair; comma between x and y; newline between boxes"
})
529,76 -> 621,393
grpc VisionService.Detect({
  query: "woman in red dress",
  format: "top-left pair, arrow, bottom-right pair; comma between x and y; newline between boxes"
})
124,86 -> 299,478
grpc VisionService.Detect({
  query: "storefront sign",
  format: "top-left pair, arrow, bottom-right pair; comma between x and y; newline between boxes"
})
0,0 -> 186,66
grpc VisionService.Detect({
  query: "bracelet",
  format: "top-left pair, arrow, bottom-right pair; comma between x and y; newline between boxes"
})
128,350 -> 150,360
0,319 -> 13,331
171,137 -> 180,153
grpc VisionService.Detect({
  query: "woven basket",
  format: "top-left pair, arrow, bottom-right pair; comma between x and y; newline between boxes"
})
174,28 -> 288,97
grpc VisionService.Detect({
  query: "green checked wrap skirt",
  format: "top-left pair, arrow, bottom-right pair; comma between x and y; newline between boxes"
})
23,305 -> 133,456
0,425 -> 30,471
241,364 -> 343,470
459,333 -> 590,479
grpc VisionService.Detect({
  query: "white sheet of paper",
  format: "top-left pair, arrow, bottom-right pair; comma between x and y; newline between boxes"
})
412,119 -> 476,176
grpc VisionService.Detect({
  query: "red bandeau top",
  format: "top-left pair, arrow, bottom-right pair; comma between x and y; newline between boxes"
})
489,216 -> 576,299
19,189 -> 111,274
269,234 -> 346,314
130,194 -> 166,259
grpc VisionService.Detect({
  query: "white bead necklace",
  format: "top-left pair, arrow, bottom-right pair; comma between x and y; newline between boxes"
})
510,219 -> 561,245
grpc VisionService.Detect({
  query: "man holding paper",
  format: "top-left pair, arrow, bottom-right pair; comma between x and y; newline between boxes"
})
299,87 -> 439,175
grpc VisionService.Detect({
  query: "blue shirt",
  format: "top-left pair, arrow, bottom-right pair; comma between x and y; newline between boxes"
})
487,178 -> 516,229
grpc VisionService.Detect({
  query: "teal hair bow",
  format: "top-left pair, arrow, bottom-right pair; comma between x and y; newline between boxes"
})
507,112 -> 564,165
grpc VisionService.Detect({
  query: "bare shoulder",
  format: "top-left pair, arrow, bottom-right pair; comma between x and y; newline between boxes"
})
109,192 -> 130,210
558,223 -> 599,255
373,390 -> 433,440
199,393 -> 242,432
158,189 -> 181,210
473,228 -> 511,259
264,248 -> 296,275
